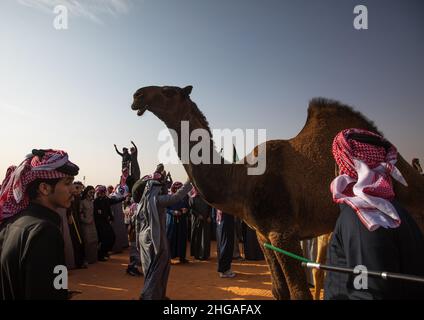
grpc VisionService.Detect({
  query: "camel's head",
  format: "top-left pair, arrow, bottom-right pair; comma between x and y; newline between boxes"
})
131,85 -> 193,118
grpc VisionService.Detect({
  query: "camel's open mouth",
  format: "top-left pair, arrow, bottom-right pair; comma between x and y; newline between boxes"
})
131,104 -> 148,116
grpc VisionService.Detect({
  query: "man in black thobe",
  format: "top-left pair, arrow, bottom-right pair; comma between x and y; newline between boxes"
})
189,191 -> 212,260
325,129 -> 424,300
242,222 -> 264,261
93,186 -> 125,261
130,141 -> 140,179
0,149 -> 79,300
325,202 -> 424,300
67,181 -> 85,268
114,144 -> 131,170
216,209 -> 236,278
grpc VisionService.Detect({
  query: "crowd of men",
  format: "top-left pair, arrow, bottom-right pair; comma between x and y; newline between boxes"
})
0,143 -> 264,300
1,130 -> 424,300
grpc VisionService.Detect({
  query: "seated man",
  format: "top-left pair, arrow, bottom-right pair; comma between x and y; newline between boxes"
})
0,149 -> 79,300
324,129 -> 424,300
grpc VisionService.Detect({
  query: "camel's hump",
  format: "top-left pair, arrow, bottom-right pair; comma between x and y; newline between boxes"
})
305,97 -> 381,135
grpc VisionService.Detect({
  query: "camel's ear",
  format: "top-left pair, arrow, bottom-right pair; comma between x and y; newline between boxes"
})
182,86 -> 193,98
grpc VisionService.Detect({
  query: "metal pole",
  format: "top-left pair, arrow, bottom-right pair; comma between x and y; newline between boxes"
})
302,262 -> 424,284
264,243 -> 424,284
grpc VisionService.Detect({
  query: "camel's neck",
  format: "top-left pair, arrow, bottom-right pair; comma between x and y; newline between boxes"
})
156,102 -> 245,216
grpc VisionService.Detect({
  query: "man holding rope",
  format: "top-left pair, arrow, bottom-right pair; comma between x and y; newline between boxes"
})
324,129 -> 424,299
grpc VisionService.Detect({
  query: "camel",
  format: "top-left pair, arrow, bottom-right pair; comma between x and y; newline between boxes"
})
312,233 -> 332,299
130,85 -> 424,300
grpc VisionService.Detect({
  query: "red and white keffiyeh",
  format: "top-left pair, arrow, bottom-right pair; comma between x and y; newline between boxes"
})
170,181 -> 183,193
152,172 -> 163,182
95,185 -> 107,196
141,174 -> 153,181
330,128 -> 408,231
111,184 -> 129,199
189,187 -> 198,198
216,209 -> 223,224
120,167 -> 130,187
0,149 -> 77,222
138,173 -> 163,184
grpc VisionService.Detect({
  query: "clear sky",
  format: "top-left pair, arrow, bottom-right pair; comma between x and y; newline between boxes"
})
1,0 -> 423,186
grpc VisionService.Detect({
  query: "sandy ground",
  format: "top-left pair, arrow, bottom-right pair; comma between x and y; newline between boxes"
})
69,241 -> 319,300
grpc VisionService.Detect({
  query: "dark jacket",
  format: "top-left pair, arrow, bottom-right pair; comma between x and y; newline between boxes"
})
0,203 -> 68,300
93,196 -> 124,225
324,202 -> 424,300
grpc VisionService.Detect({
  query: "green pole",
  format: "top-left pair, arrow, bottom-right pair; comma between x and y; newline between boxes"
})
265,242 -> 424,284
264,243 -> 312,263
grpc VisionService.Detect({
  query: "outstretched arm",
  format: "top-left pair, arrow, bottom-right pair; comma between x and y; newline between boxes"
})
131,141 -> 138,152
417,162 -> 423,174
167,172 -> 173,185
110,196 -> 126,205
114,144 -> 123,156
157,180 -> 192,208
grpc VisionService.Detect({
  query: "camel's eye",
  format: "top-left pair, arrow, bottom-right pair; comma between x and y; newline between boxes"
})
134,91 -> 142,99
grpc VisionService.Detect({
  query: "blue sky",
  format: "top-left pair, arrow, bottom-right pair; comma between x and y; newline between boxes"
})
0,0 -> 423,186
